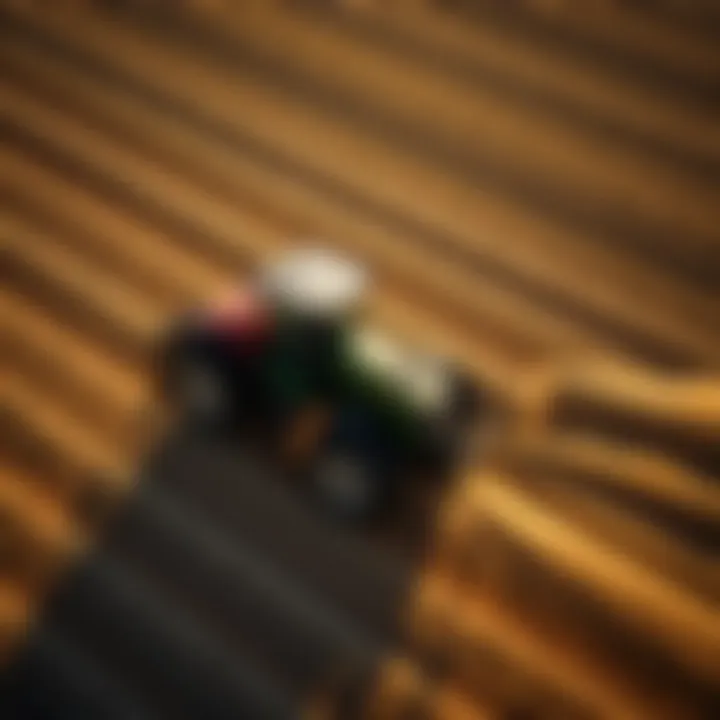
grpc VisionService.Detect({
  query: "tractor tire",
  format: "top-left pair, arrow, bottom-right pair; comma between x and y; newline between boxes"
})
311,451 -> 382,524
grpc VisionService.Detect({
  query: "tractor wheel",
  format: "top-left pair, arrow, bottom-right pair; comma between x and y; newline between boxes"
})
421,369 -> 484,477
175,357 -> 235,426
311,451 -> 382,523
159,327 -> 237,429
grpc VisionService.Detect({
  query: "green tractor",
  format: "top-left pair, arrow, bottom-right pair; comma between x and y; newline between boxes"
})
158,249 -> 484,522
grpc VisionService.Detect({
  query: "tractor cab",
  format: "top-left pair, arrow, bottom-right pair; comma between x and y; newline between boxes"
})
256,248 -> 369,408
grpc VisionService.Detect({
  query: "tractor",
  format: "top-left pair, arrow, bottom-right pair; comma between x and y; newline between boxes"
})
157,249 -> 484,522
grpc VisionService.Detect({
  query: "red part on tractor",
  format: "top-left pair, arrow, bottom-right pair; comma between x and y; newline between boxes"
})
204,287 -> 273,352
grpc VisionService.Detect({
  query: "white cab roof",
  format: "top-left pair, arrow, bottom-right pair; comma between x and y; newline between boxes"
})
261,248 -> 368,319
